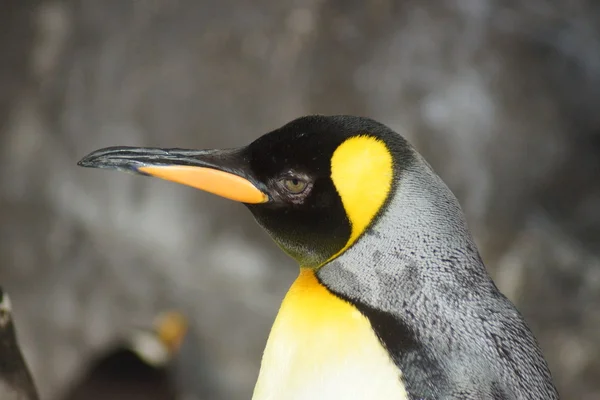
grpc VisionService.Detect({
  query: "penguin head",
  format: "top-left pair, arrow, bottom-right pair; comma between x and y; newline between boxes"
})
78,115 -> 415,267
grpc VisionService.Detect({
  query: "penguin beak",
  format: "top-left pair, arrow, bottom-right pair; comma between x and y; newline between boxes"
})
77,146 -> 269,204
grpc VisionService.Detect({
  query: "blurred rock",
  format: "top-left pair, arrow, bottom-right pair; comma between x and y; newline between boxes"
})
0,0 -> 599,399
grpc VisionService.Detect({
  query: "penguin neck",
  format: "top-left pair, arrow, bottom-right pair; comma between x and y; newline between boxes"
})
317,162 -> 490,307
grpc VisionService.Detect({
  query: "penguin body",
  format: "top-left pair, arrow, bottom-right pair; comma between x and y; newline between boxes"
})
0,288 -> 39,400
78,115 -> 560,399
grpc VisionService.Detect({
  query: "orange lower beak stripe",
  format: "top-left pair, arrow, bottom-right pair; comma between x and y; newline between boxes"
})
138,165 -> 268,204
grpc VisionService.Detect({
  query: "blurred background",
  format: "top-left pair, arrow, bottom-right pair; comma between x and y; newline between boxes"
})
1,0 -> 599,399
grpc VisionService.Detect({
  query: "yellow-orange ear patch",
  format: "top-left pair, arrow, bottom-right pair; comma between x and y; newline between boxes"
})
328,135 -> 393,261
155,311 -> 189,353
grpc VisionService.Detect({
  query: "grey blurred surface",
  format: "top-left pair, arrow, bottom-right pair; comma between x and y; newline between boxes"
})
0,0 -> 599,399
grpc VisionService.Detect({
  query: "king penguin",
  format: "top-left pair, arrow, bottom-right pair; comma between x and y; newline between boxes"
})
0,287 -> 39,400
78,115 -> 560,399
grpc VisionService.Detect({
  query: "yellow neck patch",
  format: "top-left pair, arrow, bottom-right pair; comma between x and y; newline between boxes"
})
252,269 -> 408,400
328,135 -> 394,261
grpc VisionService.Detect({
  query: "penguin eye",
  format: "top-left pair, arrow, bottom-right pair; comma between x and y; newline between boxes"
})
282,178 -> 308,194
273,172 -> 313,203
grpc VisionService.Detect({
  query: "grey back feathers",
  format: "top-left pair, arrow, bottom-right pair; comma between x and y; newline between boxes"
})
0,288 -> 40,400
318,150 -> 559,399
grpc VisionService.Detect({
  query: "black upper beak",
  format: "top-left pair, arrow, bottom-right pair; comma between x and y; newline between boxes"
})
77,146 -> 269,204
